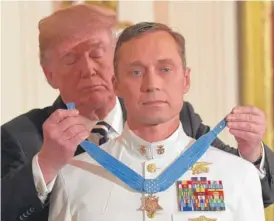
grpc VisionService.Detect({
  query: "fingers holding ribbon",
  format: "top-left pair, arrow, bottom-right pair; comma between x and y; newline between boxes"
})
225,106 -> 266,162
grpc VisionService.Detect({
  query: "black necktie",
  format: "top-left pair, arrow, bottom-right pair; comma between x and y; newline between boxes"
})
91,121 -> 111,145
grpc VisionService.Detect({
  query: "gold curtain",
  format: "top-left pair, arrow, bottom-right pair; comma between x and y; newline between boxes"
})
238,1 -> 274,220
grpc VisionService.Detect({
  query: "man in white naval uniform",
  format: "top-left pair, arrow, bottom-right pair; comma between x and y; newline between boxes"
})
49,22 -> 265,221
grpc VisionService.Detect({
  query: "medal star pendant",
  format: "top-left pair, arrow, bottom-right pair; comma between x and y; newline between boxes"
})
140,195 -> 163,218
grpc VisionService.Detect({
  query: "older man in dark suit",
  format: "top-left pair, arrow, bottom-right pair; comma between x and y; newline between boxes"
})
1,4 -> 273,221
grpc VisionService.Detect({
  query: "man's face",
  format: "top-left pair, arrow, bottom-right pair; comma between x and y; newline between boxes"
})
45,29 -> 115,119
114,31 -> 190,125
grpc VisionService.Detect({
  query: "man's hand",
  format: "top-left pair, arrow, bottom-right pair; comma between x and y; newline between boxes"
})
226,106 -> 266,163
38,109 -> 90,183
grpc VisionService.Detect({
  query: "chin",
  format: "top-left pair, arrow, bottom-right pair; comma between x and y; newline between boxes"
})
79,92 -> 110,107
77,94 -> 115,120
139,115 -> 171,125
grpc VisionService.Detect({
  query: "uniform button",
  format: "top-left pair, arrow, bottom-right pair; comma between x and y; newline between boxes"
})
30,207 -> 35,212
19,215 -> 24,221
147,164 -> 156,173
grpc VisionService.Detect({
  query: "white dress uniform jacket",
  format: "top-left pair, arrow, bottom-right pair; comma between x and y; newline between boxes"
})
49,123 -> 265,221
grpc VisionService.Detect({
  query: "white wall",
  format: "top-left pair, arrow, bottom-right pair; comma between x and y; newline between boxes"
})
168,1 -> 239,145
1,1 -> 58,124
118,1 -> 154,23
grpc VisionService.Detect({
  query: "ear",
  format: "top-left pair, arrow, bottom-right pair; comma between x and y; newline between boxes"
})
182,67 -> 191,94
112,75 -> 123,98
42,65 -> 58,89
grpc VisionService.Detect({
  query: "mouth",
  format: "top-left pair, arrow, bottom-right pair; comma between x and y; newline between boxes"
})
91,85 -> 104,89
142,100 -> 167,106
82,85 -> 105,92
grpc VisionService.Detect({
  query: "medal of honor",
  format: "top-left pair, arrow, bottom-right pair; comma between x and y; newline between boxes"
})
140,195 -> 163,218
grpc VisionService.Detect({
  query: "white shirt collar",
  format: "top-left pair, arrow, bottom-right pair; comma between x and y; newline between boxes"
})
120,122 -> 190,160
101,97 -> 124,135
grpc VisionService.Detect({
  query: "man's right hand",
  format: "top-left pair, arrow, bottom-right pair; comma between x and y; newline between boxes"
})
38,109 -> 90,184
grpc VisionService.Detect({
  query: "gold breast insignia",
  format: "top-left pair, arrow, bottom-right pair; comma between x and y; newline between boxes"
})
189,162 -> 212,175
188,215 -> 217,221
140,195 -> 163,218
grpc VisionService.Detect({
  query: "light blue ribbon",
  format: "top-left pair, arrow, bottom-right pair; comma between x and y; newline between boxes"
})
67,103 -> 226,193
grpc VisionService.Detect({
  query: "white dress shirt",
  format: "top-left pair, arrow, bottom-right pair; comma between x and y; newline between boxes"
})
48,123 -> 265,221
239,142 -> 266,179
32,97 -> 124,202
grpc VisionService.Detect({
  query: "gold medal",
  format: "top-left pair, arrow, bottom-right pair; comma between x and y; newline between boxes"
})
140,195 -> 163,218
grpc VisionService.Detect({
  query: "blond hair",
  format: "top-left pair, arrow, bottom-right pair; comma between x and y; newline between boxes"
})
38,4 -> 116,65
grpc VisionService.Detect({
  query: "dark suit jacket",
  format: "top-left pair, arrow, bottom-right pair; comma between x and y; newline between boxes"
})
2,97 -> 274,221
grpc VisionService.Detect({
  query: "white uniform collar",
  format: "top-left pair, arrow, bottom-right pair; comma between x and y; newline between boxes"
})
121,122 -> 190,160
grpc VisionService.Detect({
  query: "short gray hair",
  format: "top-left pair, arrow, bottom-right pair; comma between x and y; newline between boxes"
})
113,22 -> 187,75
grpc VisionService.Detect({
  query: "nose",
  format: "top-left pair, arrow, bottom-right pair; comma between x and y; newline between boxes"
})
80,52 -> 96,78
141,68 -> 162,92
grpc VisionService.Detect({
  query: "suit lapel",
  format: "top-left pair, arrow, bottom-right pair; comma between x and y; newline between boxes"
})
52,96 -> 67,110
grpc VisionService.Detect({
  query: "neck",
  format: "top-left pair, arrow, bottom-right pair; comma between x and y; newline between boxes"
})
94,96 -> 116,120
77,96 -> 116,132
127,116 -> 180,142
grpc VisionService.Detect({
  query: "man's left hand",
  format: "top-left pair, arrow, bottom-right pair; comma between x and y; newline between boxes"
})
226,106 -> 266,163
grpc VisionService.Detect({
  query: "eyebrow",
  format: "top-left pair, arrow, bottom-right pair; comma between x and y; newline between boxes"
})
157,58 -> 175,64
88,41 -> 104,49
129,58 -> 175,67
60,51 -> 76,61
129,61 -> 143,67
61,41 -> 105,57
